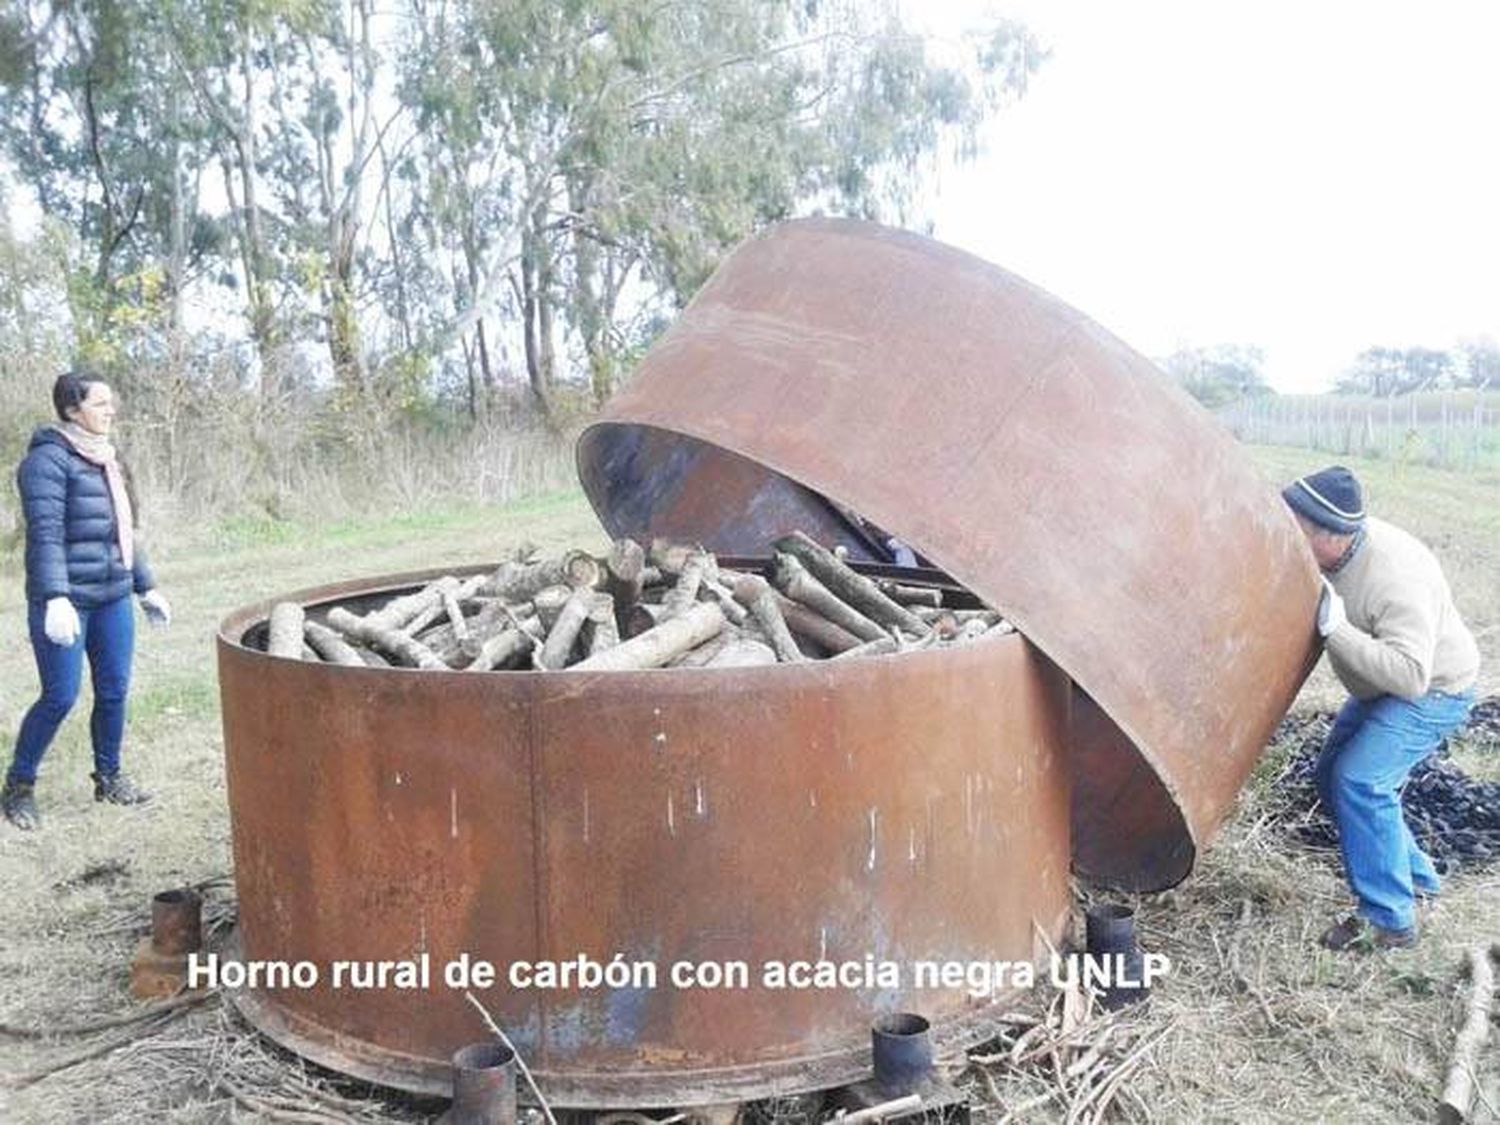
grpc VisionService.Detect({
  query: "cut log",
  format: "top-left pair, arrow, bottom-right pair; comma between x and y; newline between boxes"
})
441,585 -> 470,641
400,575 -> 484,637
326,606 -> 448,670
369,577 -> 457,632
876,579 -> 943,608
571,602 -> 727,673
465,625 -> 536,672
605,538 -> 647,612
304,620 -> 366,667
268,603 -> 305,659
481,556 -> 571,602
696,557 -> 750,626
705,639 -> 778,668
648,538 -> 699,577
357,647 -> 390,668
769,591 -> 861,654
1438,945 -> 1496,1125
660,551 -> 708,620
774,531 -> 929,637
532,585 -> 575,632
667,628 -> 739,669
830,636 -> 899,661
585,593 -> 620,655
772,553 -> 885,642
535,587 -> 595,670
732,575 -> 805,663
564,549 -> 605,590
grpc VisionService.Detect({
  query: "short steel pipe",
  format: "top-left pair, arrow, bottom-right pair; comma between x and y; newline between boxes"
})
871,1012 -> 933,1095
444,1042 -> 517,1125
151,888 -> 203,956
1084,904 -> 1147,1010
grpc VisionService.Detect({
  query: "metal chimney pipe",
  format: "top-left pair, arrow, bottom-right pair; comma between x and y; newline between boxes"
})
446,1041 -> 517,1125
870,1012 -> 933,1095
150,888 -> 203,956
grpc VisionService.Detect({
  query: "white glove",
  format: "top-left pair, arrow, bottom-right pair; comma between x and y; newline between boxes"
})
44,597 -> 80,646
140,588 -> 172,627
1317,578 -> 1346,639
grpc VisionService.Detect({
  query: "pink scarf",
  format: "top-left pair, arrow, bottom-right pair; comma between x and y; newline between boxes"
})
55,423 -> 135,571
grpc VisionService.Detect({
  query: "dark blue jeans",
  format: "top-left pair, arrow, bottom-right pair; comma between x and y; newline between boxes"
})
1314,688 -> 1475,931
7,596 -> 135,785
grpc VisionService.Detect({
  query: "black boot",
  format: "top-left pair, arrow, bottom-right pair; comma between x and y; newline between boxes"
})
2,778 -> 40,830
92,772 -> 152,806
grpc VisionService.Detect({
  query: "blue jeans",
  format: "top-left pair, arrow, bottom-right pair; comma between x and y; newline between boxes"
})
6,596 -> 135,785
1314,688 -> 1475,931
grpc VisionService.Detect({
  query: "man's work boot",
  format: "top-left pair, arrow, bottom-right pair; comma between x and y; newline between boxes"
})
1319,914 -> 1416,952
92,772 -> 152,806
2,779 -> 40,830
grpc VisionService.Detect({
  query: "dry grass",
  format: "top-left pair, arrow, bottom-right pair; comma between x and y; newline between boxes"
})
1,444 -> 1497,1123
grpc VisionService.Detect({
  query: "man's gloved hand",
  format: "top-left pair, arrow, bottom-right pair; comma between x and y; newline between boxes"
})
140,588 -> 172,627
44,596 -> 80,646
1317,577 -> 1346,638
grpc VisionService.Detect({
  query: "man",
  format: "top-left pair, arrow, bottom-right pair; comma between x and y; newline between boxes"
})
1283,465 -> 1479,951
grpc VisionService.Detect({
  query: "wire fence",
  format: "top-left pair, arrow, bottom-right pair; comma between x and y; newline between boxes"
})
1218,389 -> 1500,473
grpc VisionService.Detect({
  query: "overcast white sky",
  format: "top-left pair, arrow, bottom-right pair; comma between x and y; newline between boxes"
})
921,1 -> 1500,392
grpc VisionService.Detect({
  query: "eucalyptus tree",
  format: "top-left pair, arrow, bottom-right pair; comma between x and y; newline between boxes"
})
0,0 -> 215,363
396,0 -> 1040,414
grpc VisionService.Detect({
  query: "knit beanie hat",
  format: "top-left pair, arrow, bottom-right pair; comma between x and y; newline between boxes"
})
1281,465 -> 1365,535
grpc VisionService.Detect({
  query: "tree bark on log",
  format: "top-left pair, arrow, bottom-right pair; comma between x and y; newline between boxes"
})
830,636 -> 899,661
369,577 -> 457,632
699,559 -> 749,626
532,585 -> 575,632
535,587 -> 594,670
1438,945 -> 1496,1125
465,624 -> 537,672
268,603 -> 305,659
772,553 -> 885,642
775,531 -> 929,637
770,591 -> 861,654
605,538 -> 646,615
571,602 -> 726,672
705,639 -> 778,668
649,538 -> 699,577
304,620 -> 366,667
400,575 -> 484,637
481,554 -> 585,601
876,579 -> 943,608
326,606 -> 448,670
667,627 -> 738,669
732,575 -> 804,663
586,593 -> 620,655
660,551 -> 708,620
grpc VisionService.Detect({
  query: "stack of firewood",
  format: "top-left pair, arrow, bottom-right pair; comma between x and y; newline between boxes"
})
261,531 -> 1013,672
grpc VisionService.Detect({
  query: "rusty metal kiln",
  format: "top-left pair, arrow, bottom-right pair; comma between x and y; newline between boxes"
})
217,219 -> 1318,1106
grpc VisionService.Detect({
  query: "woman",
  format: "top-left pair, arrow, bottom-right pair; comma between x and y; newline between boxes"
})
1,373 -> 172,831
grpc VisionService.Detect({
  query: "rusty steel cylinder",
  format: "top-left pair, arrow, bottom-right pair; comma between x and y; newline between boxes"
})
219,567 -> 1073,1107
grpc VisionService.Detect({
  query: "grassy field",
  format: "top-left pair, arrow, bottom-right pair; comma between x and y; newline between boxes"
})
0,446 -> 1495,1123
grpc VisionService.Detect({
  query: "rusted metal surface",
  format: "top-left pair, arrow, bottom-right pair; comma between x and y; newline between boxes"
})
577,218 -> 1320,891
130,888 -> 204,999
151,888 -> 203,956
218,566 -> 1073,1106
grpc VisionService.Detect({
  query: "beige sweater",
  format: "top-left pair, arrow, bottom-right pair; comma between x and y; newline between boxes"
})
1325,517 -> 1480,701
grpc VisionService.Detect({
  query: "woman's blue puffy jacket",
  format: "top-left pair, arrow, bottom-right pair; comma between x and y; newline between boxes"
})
17,427 -> 154,608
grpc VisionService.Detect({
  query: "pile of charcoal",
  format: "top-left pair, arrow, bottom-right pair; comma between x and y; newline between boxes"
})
1268,706 -> 1500,870
256,531 -> 1012,673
